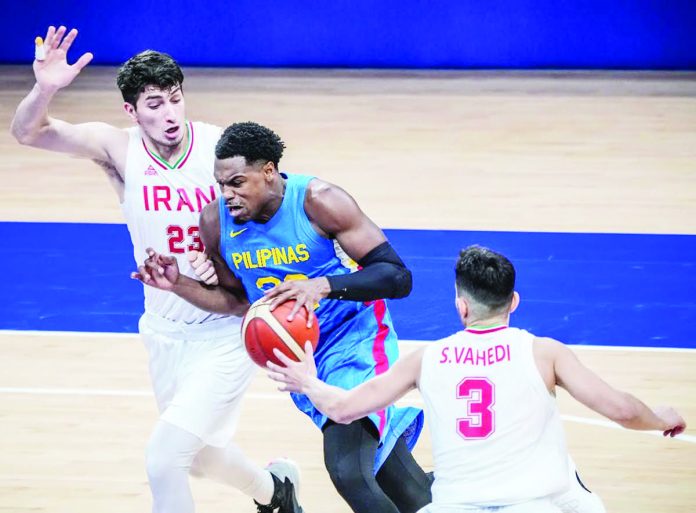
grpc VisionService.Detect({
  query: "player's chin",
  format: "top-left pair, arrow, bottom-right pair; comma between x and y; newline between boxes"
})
229,207 -> 249,222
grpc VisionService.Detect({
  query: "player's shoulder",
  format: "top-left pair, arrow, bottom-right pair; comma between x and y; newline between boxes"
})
190,121 -> 223,143
532,335 -> 569,361
190,120 -> 221,131
201,197 -> 222,223
199,198 -> 222,247
304,177 -> 356,209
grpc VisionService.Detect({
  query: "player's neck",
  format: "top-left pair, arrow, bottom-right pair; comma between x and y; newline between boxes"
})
256,177 -> 286,223
465,314 -> 510,331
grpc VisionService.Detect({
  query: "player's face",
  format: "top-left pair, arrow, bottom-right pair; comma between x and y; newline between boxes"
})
126,85 -> 186,148
215,156 -> 277,224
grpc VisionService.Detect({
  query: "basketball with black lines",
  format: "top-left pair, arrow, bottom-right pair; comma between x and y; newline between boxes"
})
241,298 -> 320,367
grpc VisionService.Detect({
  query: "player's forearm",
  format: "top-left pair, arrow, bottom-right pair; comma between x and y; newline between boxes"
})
303,377 -> 395,425
608,392 -> 669,431
10,83 -> 56,145
302,379 -> 369,424
171,275 -> 249,316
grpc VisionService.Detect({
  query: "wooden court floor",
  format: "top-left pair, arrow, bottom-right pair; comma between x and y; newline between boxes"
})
1,66 -> 695,512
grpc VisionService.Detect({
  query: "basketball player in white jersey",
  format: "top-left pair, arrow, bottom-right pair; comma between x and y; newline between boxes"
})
10,25 -> 303,513
267,245 -> 686,513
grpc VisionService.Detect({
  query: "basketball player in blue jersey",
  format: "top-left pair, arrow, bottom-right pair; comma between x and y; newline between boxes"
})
135,121 -> 433,513
11,27 -> 302,513
266,245 -> 687,513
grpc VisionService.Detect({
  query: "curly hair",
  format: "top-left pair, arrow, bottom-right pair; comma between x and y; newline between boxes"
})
215,122 -> 286,168
455,245 -> 516,313
116,50 -> 184,106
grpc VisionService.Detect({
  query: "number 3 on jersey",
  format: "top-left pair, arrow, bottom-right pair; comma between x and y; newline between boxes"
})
456,377 -> 495,439
167,225 -> 203,253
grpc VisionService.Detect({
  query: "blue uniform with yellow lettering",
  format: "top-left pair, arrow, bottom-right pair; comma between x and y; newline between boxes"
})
219,173 -> 423,472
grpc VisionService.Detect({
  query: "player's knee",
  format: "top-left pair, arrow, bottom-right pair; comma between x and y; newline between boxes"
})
145,440 -> 185,483
324,455 -> 370,494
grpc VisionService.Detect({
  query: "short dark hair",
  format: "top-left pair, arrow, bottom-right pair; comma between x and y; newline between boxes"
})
455,245 -> 516,313
215,122 -> 286,168
116,50 -> 184,106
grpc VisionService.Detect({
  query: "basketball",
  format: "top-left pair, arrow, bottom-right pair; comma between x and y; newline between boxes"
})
241,298 -> 320,368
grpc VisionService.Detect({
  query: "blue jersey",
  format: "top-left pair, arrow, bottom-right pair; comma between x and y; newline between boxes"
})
219,173 -> 423,471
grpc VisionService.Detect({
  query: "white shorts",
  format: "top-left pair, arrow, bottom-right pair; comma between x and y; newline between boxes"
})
417,498 -> 561,513
139,312 -> 255,448
551,455 -> 606,513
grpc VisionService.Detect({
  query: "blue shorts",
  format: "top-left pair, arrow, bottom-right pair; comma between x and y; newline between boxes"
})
290,299 -> 424,473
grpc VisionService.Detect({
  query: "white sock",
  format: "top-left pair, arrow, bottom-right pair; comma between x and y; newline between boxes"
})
193,442 -> 274,504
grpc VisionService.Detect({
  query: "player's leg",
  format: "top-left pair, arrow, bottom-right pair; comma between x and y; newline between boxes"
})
192,444 -> 303,512
376,435 -> 432,513
551,455 -> 606,513
191,442 -> 274,502
145,420 -> 204,513
142,322 -> 303,511
323,418 -> 401,513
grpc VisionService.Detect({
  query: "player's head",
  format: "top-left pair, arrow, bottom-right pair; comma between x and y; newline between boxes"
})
455,245 -> 519,324
214,122 -> 286,224
117,50 -> 186,148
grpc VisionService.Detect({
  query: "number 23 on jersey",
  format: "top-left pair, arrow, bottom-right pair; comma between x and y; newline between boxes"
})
167,225 -> 203,253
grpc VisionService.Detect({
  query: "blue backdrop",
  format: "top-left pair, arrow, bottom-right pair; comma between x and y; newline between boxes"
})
1,222 -> 694,348
3,1 -> 696,69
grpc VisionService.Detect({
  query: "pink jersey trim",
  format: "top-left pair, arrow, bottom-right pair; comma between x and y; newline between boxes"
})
176,121 -> 195,168
142,139 -> 168,170
464,325 -> 509,335
141,121 -> 195,170
371,299 -> 390,435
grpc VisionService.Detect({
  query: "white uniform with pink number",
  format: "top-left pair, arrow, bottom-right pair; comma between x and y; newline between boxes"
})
418,326 -> 568,513
120,121 -> 253,447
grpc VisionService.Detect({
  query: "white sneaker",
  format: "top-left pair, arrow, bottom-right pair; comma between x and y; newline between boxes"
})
266,458 -> 301,494
255,458 -> 303,513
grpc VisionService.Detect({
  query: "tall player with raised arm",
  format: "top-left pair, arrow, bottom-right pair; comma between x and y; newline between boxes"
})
11,26 -> 303,513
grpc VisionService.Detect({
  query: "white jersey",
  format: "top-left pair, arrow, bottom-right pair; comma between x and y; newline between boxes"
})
121,121 -> 231,326
420,326 -> 568,507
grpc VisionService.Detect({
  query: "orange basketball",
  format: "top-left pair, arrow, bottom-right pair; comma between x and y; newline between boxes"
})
241,298 -> 320,368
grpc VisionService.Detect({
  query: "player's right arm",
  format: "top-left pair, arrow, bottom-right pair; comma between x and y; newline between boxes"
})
267,343 -> 425,424
536,337 -> 686,436
10,26 -> 126,169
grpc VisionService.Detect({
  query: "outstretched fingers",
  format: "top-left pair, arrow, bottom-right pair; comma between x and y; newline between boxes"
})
50,26 -> 67,50
44,26 -> 56,47
58,28 -> 78,52
73,52 -> 94,71
271,348 -> 297,368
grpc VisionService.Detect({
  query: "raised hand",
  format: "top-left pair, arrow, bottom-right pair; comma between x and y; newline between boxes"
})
131,248 -> 181,291
34,26 -> 93,93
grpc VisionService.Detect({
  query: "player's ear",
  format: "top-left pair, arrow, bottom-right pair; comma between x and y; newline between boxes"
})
123,102 -> 138,123
509,291 -> 520,314
263,160 -> 276,180
455,294 -> 468,322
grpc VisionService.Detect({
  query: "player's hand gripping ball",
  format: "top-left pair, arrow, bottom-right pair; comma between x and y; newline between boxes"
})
241,298 -> 320,367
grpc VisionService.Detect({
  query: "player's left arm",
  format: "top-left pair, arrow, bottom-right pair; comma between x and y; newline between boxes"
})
268,343 -> 424,424
135,200 -> 250,315
264,179 -> 412,316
